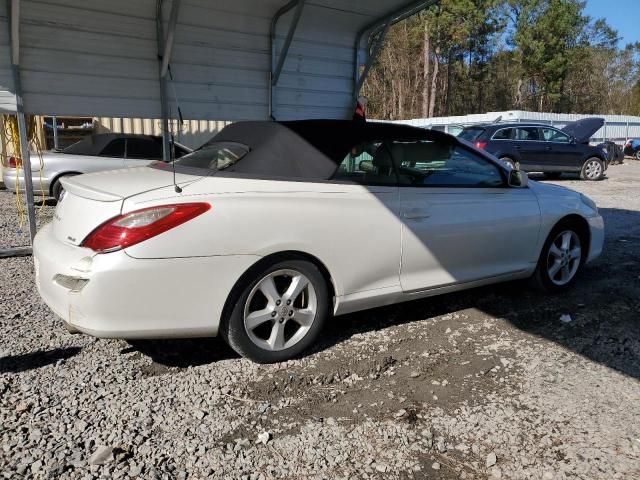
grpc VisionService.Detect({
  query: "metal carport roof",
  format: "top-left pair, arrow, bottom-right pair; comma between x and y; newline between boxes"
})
1,0 -> 434,120
0,0 -> 435,251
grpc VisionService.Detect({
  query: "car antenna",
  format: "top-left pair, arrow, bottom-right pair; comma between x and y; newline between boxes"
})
167,64 -> 184,194
171,127 -> 182,194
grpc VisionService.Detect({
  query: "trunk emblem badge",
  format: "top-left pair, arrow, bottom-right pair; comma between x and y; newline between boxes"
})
67,236 -> 77,243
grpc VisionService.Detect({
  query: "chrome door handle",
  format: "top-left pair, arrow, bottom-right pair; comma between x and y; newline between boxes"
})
402,212 -> 430,220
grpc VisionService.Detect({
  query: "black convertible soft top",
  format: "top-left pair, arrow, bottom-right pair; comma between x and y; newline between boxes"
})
187,120 -> 453,181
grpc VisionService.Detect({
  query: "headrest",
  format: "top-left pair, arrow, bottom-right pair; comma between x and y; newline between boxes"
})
372,145 -> 393,168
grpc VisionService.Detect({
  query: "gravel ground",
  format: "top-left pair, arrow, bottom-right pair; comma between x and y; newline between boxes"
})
1,163 -> 639,479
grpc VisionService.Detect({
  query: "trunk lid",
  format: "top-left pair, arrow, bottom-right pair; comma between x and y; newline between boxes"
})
560,118 -> 605,144
52,166 -> 199,246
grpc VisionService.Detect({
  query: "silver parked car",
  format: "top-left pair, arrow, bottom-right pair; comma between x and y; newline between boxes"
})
2,134 -> 191,200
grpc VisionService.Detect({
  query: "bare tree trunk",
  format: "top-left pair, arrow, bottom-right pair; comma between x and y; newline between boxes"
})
422,21 -> 430,118
398,80 -> 404,119
514,78 -> 523,108
445,49 -> 454,115
428,45 -> 440,117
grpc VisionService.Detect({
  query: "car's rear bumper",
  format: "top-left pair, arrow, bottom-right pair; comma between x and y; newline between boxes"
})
586,214 -> 604,263
2,169 -> 51,195
33,223 -> 260,338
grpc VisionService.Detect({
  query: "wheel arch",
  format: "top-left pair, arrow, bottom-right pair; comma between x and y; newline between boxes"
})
549,214 -> 591,264
220,250 -> 337,326
49,171 -> 83,197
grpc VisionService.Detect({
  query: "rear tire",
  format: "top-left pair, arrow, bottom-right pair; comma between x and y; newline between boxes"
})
52,173 -> 79,200
530,220 -> 586,293
220,258 -> 329,363
635,150 -> 640,161
580,158 -> 604,181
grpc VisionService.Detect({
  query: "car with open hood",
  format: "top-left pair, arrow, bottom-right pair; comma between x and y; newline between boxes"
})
458,118 -> 607,180
33,120 -> 604,363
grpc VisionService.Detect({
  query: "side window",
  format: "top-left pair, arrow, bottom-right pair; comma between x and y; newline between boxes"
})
492,128 -> 513,140
394,142 -> 505,188
515,127 -> 540,141
331,142 -> 397,185
541,128 -> 570,143
126,138 -> 163,159
99,139 -> 126,158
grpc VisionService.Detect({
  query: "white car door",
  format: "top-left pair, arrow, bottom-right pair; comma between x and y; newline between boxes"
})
393,141 -> 541,292
329,142 -> 402,295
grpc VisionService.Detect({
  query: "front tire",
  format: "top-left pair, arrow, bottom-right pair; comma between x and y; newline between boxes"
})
580,158 -> 604,181
530,221 -> 586,292
635,150 -> 640,161
220,258 -> 329,363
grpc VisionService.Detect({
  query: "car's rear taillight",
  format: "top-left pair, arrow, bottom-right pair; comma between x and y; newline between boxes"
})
81,203 -> 211,253
475,141 -> 487,150
7,156 -> 21,168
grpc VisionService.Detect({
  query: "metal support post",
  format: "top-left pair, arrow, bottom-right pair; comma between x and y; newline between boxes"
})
354,20 -> 392,99
8,0 -> 36,243
52,116 -> 58,150
156,0 -> 173,162
353,1 -> 436,102
269,0 -> 306,119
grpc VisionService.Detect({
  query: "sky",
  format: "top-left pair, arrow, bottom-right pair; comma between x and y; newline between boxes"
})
584,0 -> 640,47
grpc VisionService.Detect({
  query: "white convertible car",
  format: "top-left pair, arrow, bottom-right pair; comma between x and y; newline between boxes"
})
34,120 -> 604,363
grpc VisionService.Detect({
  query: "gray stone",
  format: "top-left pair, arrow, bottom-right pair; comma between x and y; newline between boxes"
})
89,446 -> 113,466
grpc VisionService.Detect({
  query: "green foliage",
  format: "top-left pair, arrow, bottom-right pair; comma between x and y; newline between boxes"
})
363,0 -> 640,119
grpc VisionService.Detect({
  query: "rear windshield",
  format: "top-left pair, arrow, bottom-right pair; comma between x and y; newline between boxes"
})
174,142 -> 249,171
62,138 -> 92,155
458,127 -> 485,141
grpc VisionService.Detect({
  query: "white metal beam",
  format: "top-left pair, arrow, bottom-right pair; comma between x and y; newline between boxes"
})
7,0 -> 37,245
10,0 -> 19,65
269,0 -> 307,119
160,0 -> 182,79
354,0 -> 438,100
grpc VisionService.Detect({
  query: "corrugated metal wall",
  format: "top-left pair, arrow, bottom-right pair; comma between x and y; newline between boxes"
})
0,0 -> 412,120
95,117 -> 230,149
397,111 -> 640,144
0,2 -> 16,112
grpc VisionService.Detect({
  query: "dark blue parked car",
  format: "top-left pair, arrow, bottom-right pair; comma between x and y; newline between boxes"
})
624,139 -> 640,160
458,118 -> 607,180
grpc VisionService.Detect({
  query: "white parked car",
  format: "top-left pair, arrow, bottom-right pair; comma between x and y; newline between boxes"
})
2,134 -> 191,200
34,120 -> 604,363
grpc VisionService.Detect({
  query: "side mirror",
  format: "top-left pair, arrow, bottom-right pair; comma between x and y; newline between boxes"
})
508,169 -> 528,188
359,160 -> 374,172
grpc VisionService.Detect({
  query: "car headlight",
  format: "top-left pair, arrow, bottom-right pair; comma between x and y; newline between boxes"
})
580,193 -> 598,213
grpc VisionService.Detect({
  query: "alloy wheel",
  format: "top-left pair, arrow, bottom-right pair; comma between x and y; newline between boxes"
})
546,230 -> 582,286
584,160 -> 602,180
243,269 -> 317,351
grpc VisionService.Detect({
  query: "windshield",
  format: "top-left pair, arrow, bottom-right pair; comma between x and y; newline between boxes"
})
62,138 -> 92,155
458,127 -> 485,141
174,142 -> 249,171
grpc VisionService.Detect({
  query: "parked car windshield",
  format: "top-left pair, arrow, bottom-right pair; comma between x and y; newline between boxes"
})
174,142 -> 249,171
62,137 -> 94,155
458,127 -> 485,141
